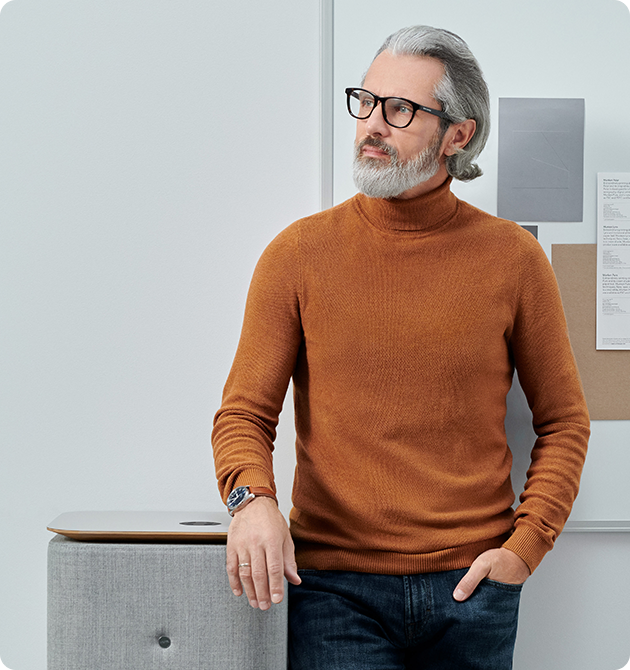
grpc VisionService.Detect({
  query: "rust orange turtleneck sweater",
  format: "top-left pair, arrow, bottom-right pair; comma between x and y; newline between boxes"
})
212,178 -> 590,574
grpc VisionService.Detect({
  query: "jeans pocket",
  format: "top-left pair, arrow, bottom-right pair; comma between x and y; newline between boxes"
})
482,577 -> 524,593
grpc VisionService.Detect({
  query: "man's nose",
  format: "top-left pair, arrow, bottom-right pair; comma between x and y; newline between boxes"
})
364,102 -> 390,137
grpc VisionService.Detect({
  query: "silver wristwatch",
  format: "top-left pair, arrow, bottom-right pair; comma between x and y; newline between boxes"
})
226,486 -> 277,516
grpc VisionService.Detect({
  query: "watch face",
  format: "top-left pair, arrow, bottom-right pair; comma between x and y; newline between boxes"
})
227,486 -> 249,510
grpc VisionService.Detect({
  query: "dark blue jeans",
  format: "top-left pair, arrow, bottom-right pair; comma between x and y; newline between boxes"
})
288,569 -> 522,670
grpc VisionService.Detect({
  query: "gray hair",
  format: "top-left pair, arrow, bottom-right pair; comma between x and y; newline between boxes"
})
372,26 -> 490,181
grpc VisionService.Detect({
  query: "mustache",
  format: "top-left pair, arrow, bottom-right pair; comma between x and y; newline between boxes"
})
356,137 -> 398,161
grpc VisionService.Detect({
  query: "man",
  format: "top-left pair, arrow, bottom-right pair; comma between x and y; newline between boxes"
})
212,25 -> 589,669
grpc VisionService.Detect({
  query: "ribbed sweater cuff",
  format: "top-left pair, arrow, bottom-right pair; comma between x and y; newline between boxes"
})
502,525 -> 554,573
232,469 -> 276,496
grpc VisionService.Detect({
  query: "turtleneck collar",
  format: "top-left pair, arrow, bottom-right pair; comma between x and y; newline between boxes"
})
353,176 -> 459,234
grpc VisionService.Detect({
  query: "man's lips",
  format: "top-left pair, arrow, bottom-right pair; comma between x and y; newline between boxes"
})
361,145 -> 390,159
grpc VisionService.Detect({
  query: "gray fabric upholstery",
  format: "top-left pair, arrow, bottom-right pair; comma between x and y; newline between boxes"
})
48,535 -> 288,669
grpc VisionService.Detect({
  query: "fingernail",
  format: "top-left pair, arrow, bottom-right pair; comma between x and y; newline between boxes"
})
271,593 -> 282,604
453,589 -> 466,601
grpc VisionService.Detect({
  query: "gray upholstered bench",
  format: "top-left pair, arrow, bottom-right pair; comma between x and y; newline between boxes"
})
47,536 -> 288,669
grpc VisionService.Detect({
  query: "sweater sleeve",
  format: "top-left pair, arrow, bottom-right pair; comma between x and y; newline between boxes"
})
212,223 -> 303,503
502,230 -> 590,572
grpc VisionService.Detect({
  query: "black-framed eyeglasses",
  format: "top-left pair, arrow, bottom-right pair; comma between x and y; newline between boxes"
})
345,87 -> 451,128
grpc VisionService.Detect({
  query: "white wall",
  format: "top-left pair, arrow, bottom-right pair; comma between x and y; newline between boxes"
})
0,1 -> 318,668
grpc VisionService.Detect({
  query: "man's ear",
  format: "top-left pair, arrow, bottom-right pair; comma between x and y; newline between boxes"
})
443,118 -> 476,156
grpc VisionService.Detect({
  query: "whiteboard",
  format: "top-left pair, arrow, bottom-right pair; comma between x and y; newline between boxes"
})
326,0 -> 630,524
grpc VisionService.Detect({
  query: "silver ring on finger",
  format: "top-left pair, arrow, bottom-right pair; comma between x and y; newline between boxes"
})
238,562 -> 251,568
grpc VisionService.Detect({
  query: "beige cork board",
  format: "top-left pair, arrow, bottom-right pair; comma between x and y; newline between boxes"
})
552,244 -> 630,420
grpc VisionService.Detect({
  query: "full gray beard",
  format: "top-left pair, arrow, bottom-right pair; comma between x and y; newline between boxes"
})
352,134 -> 443,199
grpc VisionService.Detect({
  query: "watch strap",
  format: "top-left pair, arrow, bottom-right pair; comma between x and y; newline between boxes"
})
247,486 -> 277,503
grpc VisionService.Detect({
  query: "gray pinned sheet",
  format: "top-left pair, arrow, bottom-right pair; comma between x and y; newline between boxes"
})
498,98 -> 585,222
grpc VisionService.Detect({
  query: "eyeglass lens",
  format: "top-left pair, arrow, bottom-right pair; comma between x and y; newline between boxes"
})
348,90 -> 414,128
